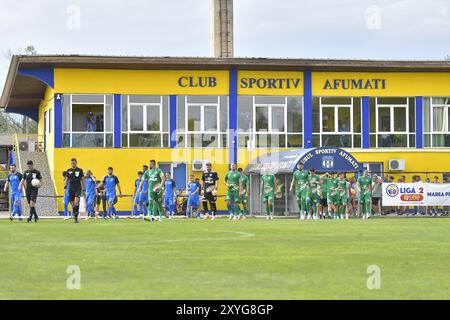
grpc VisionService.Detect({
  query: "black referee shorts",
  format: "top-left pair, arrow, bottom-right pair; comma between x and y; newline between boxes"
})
204,192 -> 216,202
69,186 -> 82,202
26,187 -> 38,204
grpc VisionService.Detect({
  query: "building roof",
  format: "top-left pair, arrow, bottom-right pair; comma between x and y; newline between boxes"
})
2,54 -> 450,111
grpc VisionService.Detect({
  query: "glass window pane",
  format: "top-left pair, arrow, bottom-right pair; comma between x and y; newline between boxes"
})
162,96 -> 169,132
322,134 -> 351,148
72,133 -> 104,147
129,133 -> 161,147
204,106 -> 218,131
312,97 -> 320,133
423,134 -> 430,147
432,97 -> 450,105
105,133 -> 113,147
130,105 -> 144,131
202,134 -> 219,147
321,97 -> 352,105
448,107 -> 450,131
378,107 -> 391,132
177,96 -> 185,132
186,133 -> 203,147
370,134 -> 376,148
122,133 -> 128,147
220,133 -> 228,147
255,96 -> 285,105
338,107 -> 351,132
146,105 -> 160,131
220,96 -> 228,133
394,107 -> 406,132
105,98 -> 113,132
129,95 -> 161,104
72,94 -> 104,103
423,97 -> 430,133
271,107 -> 284,132
409,134 -> 415,148
287,134 -> 302,148
287,97 -> 302,133
238,96 -> 253,132
370,98 -> 376,132
353,134 -> 361,148
121,95 -> 128,132
378,134 -> 407,147
176,134 -> 185,148
62,95 -> 70,132
409,98 -> 415,133
432,134 -> 450,147
63,133 -> 70,147
188,106 -> 201,131
312,134 -> 320,147
187,95 -> 218,104
433,107 -> 445,132
377,97 -> 407,105
72,104 -> 103,132
255,107 -> 269,132
238,134 -> 251,148
322,107 -> 335,132
353,98 -> 361,133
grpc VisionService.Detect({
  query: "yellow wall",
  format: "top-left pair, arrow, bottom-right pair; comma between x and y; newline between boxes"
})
54,69 -> 229,95
53,148 -> 231,212
312,72 -> 450,96
37,86 -> 55,187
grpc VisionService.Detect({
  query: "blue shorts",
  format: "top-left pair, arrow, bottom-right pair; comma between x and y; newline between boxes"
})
107,193 -> 117,205
164,195 -> 174,207
187,195 -> 199,208
139,190 -> 148,204
63,191 -> 70,205
11,192 -> 22,213
134,192 -> 141,205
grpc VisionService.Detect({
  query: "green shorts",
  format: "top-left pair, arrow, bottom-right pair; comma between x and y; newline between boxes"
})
226,189 -> 239,202
263,193 -> 275,203
239,193 -> 248,205
308,192 -> 320,205
148,191 -> 162,203
359,191 -> 372,204
327,193 -> 339,206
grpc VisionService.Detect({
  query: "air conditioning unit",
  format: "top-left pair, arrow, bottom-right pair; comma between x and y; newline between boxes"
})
388,159 -> 406,171
192,160 -> 209,172
19,142 -> 29,152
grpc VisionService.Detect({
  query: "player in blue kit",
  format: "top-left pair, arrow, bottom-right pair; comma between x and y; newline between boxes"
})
164,172 -> 176,218
138,165 -> 149,219
84,170 -> 96,219
132,171 -> 143,218
96,167 -> 122,219
186,174 -> 200,218
4,164 -> 23,221
62,171 -> 71,220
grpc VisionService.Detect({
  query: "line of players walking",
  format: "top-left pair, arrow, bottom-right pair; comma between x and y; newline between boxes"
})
5,157 -> 374,222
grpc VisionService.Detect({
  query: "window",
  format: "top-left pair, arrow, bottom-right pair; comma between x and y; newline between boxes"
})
423,97 -> 450,147
121,95 -> 169,148
237,96 -> 303,148
370,97 -> 415,148
176,96 -> 228,148
312,97 -> 361,148
62,94 -> 114,148
48,109 -> 52,133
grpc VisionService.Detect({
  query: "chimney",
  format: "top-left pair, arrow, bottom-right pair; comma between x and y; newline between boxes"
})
211,0 -> 234,58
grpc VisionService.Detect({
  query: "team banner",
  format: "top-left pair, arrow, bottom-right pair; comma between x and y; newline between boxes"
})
382,183 -> 450,206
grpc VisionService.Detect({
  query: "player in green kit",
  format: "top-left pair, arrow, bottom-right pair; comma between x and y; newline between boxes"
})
224,164 -> 242,220
237,168 -> 249,220
260,168 -> 276,220
307,168 -> 321,220
290,163 -> 309,220
327,172 -> 340,219
318,173 -> 329,219
358,169 -> 372,219
337,172 -> 349,220
138,159 -> 165,221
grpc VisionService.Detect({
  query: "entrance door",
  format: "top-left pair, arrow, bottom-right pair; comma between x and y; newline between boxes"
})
172,163 -> 187,191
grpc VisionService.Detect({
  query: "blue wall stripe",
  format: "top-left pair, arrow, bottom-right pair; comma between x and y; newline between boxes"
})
17,68 -> 54,88
169,95 -> 177,148
229,69 -> 238,165
54,94 -> 62,148
303,70 -> 313,148
4,107 -> 39,122
113,94 -> 121,148
362,96 -> 370,148
415,96 -> 423,148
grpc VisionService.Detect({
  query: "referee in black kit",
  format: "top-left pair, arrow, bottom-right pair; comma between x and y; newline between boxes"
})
20,160 -> 42,223
64,158 -> 85,223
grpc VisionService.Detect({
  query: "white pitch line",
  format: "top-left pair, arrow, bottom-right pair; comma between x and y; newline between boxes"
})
160,230 -> 255,243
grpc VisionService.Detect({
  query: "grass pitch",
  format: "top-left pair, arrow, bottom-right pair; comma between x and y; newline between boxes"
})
1,217 -> 450,300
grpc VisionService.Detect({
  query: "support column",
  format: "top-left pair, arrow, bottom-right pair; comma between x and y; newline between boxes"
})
169,95 -> 177,148
362,96 -> 370,149
54,94 -> 62,148
415,96 -> 423,148
113,94 -> 121,148
229,69 -> 238,165
303,70 -> 313,148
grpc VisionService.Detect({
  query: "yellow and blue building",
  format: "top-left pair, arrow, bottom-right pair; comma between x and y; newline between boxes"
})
1,55 -> 450,213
